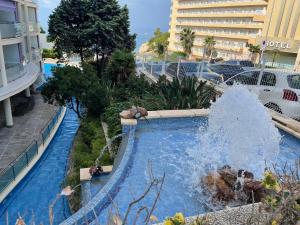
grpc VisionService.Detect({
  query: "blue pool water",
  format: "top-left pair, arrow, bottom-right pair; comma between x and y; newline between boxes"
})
0,109 -> 79,225
44,63 -> 63,79
92,117 -> 300,224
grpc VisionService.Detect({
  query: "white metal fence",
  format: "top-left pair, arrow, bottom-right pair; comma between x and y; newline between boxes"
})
136,53 -> 300,121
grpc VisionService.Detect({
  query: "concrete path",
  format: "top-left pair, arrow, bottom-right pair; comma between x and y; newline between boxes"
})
0,94 -> 58,171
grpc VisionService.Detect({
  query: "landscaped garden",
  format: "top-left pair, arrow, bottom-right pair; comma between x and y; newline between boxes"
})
1,0 -> 299,224
39,0 -> 300,224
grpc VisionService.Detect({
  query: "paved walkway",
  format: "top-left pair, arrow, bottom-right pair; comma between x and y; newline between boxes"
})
0,94 -> 58,171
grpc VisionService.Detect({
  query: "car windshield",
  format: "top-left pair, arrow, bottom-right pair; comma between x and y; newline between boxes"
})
208,65 -> 244,80
287,74 -> 300,89
240,61 -> 254,67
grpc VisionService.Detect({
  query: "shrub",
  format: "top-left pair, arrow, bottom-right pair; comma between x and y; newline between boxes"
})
64,117 -> 111,212
42,48 -> 60,59
105,49 -> 136,84
157,76 -> 217,109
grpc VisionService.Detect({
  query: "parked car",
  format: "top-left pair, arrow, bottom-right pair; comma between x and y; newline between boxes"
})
223,69 -> 300,119
207,64 -> 244,82
225,60 -> 255,71
166,62 -> 223,84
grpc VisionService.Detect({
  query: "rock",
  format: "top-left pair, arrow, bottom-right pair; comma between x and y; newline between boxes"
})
120,107 -> 148,119
202,172 -> 235,202
120,110 -> 132,119
243,180 -> 266,202
218,168 -> 237,188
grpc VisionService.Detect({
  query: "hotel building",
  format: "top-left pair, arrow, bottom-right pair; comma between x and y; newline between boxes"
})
168,0 -> 268,60
256,0 -> 300,70
0,0 -> 43,127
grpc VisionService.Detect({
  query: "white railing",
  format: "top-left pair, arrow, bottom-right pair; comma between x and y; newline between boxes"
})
32,49 -> 42,61
5,63 -> 26,83
0,23 -> 25,39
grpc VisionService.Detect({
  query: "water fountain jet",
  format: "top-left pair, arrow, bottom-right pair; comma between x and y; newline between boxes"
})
189,86 -> 282,207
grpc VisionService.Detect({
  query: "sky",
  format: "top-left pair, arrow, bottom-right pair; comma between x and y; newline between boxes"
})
37,0 -> 171,50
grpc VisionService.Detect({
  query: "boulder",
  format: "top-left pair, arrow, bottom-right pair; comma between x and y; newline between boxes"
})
218,167 -> 237,188
243,180 -> 266,202
120,107 -> 148,119
202,172 -> 235,202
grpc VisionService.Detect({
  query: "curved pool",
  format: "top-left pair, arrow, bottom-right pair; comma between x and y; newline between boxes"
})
71,117 -> 300,225
0,109 -> 79,225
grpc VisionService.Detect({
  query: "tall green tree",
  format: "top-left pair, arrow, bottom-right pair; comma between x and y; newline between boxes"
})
48,0 -> 90,62
48,0 -> 136,70
148,28 -> 170,57
42,64 -> 109,118
88,0 -> 136,75
204,36 -> 216,59
179,28 -> 195,57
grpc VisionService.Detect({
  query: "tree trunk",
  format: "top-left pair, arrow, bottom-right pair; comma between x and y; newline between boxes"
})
96,49 -> 100,76
80,48 -> 84,63
99,52 -> 106,77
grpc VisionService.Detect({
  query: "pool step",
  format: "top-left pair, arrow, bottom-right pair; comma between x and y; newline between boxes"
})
80,166 -> 113,181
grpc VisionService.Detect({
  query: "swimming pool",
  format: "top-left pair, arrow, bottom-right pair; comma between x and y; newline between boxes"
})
0,109 -> 79,225
74,117 -> 300,225
44,63 -> 63,79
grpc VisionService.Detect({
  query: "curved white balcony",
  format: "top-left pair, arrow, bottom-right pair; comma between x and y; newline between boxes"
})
0,63 -> 39,101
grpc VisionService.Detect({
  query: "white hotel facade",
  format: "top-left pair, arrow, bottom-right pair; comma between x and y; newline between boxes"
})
0,0 -> 43,127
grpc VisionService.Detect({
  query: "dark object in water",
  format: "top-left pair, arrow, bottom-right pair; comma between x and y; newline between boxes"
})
89,166 -> 104,177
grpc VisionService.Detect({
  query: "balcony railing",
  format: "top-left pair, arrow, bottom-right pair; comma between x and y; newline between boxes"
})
5,63 -> 26,83
27,22 -> 39,33
0,23 -> 25,39
0,107 -> 64,194
31,49 -> 42,61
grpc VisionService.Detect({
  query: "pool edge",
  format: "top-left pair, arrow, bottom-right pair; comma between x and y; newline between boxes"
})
0,107 -> 67,203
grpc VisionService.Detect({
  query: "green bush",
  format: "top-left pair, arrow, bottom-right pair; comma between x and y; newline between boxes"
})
157,76 -> 217,109
64,117 -> 112,212
42,48 -> 60,59
105,50 -> 136,84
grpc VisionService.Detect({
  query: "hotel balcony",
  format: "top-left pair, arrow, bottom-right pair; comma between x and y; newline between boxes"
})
177,1 -> 268,10
0,23 -> 25,40
0,62 -> 39,101
4,63 -> 26,85
177,13 -> 266,20
176,22 -> 263,29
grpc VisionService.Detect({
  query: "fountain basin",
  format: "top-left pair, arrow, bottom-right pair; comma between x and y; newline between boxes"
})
62,110 -> 300,225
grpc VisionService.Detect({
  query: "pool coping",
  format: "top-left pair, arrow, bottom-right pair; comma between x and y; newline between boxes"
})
121,109 -> 300,139
154,203 -> 269,225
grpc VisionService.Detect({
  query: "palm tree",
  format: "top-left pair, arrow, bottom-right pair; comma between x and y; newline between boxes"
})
204,36 -> 216,59
179,28 -> 195,58
248,44 -> 261,62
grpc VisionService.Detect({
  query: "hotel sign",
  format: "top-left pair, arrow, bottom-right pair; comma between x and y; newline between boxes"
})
256,37 -> 300,53
265,41 -> 291,49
